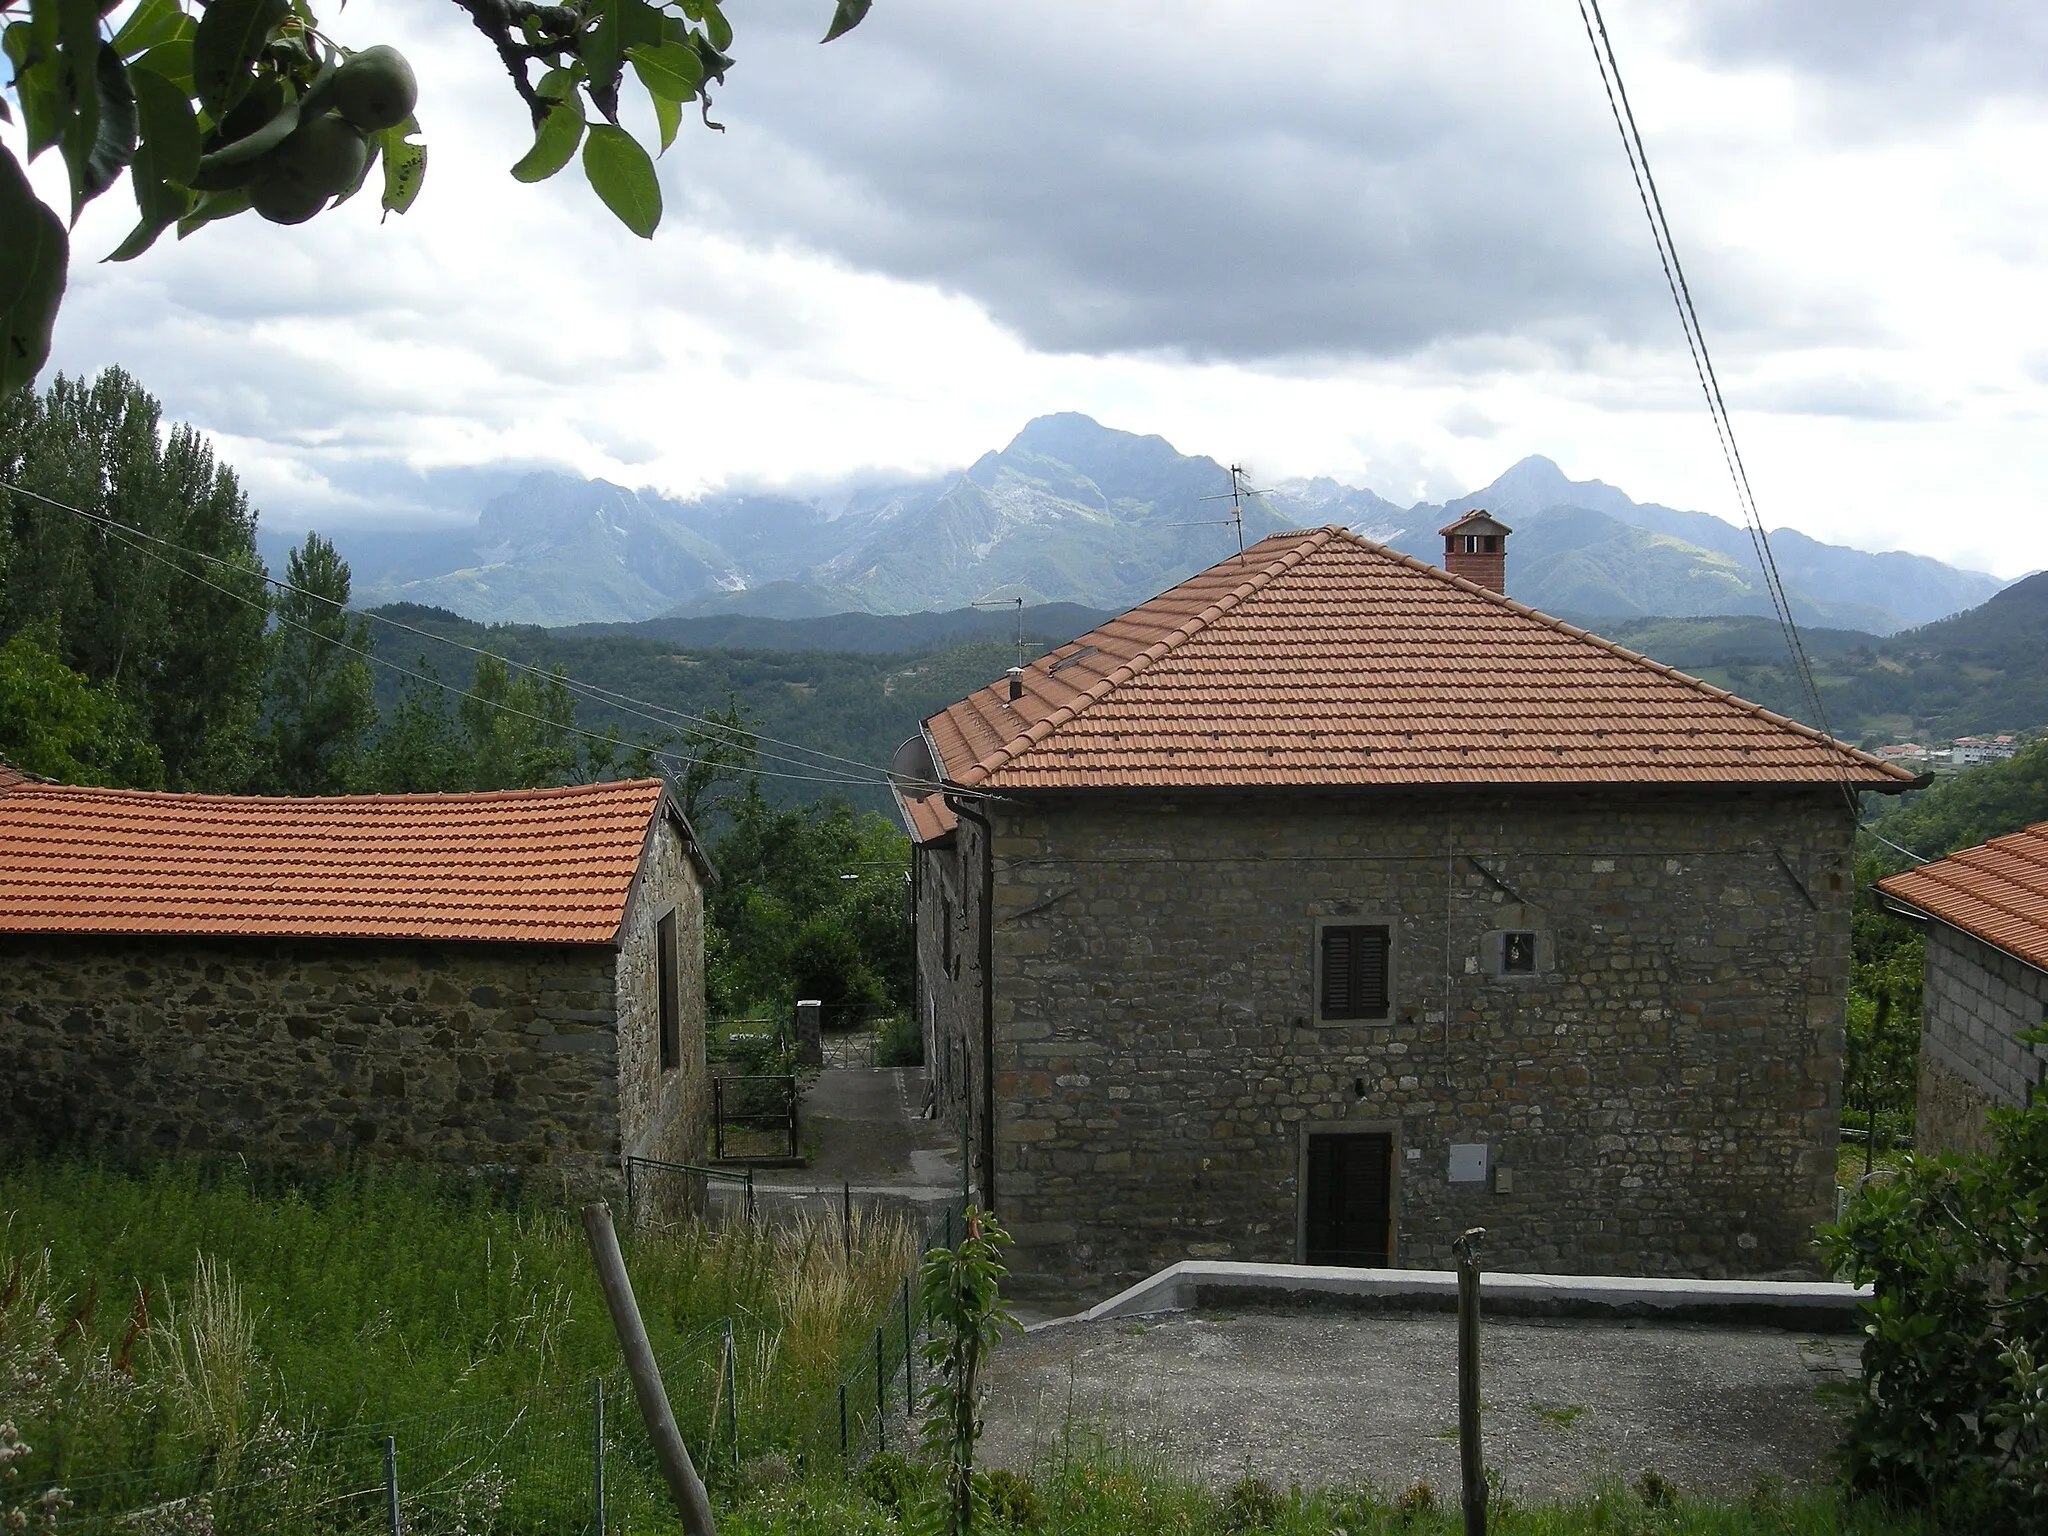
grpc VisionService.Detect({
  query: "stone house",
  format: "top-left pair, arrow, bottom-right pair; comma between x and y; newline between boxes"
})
0,774 -> 713,1193
894,522 -> 1912,1294
1878,820 -> 2048,1155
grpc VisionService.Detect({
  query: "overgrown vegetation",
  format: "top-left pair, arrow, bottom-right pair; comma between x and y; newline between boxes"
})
717,1462 -> 1939,1535
0,1156 -> 917,1514
1822,1049 -> 2048,1533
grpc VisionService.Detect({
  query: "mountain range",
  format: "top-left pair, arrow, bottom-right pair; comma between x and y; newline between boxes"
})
264,414 -> 2007,633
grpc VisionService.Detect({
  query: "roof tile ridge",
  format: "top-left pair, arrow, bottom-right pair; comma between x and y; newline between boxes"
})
1329,527 -> 1912,783
953,529 -> 1336,788
8,779 -> 663,810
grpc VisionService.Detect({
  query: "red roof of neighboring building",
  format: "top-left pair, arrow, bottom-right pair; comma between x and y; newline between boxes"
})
921,527 -> 1913,796
1879,822 -> 2048,974
0,762 -> 31,794
0,778 -> 703,945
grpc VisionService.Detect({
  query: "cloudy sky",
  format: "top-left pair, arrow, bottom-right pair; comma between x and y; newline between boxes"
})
24,0 -> 2048,576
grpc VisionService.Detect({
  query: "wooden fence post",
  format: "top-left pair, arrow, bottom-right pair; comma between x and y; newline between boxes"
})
582,1203 -> 718,1536
1453,1226 -> 1487,1536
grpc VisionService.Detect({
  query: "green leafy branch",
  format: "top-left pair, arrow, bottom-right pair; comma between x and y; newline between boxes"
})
0,0 -> 873,397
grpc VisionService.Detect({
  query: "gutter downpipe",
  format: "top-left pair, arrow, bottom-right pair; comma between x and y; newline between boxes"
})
945,787 -> 998,1215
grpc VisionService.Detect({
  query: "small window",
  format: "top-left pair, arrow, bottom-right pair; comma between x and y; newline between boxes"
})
1482,535 -> 1500,554
657,909 -> 680,1071
1319,924 -> 1391,1021
1503,930 -> 1537,974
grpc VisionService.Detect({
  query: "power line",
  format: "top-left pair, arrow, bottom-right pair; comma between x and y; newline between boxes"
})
0,477 -> 922,793
11,490 -> 906,795
1575,0 -> 1861,820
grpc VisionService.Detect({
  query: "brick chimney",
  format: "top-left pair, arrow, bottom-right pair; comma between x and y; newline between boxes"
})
1438,509 -> 1512,594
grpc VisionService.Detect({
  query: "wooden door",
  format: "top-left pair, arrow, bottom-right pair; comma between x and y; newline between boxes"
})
1304,1133 -> 1392,1267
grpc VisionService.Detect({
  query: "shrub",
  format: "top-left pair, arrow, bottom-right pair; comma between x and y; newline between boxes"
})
854,1450 -> 920,1511
1394,1480 -> 1437,1521
1635,1469 -> 1677,1509
977,1467 -> 1041,1531
1820,1037 -> 2048,1533
1223,1473 -> 1281,1532
877,1013 -> 925,1068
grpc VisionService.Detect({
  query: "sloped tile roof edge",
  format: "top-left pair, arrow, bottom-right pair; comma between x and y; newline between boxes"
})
939,526 -> 1914,790
946,529 -> 1335,787
1877,821 -> 2048,976
0,777 -> 715,946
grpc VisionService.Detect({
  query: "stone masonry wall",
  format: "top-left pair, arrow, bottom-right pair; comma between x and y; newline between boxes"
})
615,818 -> 711,1207
0,933 -> 624,1186
1916,920 -> 2048,1157
980,788 -> 1855,1296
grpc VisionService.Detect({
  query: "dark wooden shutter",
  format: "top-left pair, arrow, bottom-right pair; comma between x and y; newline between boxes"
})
1305,1132 -> 1392,1266
657,909 -> 680,1070
1320,924 -> 1390,1019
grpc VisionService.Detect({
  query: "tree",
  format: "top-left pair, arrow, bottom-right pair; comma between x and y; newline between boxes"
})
0,623 -> 163,785
0,368 -> 268,790
361,654 -> 467,792
1821,1041 -> 2048,1530
460,649 -> 581,789
1,0 -> 872,395
261,530 -> 374,793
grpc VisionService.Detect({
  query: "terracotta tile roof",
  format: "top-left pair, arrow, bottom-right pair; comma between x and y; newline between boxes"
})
923,527 -> 1915,793
0,778 -> 699,945
1879,822 -> 2048,974
894,783 -> 958,846
0,761 -> 32,794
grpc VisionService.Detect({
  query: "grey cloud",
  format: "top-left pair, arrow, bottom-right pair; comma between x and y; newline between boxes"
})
685,1 -> 1680,363
1677,0 -> 2048,96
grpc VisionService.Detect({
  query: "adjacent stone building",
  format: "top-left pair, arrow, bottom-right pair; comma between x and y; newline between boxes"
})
0,775 -> 714,1192
1879,821 -> 2048,1155
895,523 -> 1913,1295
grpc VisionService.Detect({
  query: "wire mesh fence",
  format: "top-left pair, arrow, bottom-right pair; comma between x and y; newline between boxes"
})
16,1197 -> 965,1532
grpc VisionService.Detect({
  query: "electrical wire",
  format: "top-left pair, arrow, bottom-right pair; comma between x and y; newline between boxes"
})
0,476 -> 948,794
20,494 -> 908,794
1575,0 -> 1874,834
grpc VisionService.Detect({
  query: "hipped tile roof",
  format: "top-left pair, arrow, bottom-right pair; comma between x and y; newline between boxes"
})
1879,822 -> 2048,974
0,778 -> 697,945
918,527 -> 1912,805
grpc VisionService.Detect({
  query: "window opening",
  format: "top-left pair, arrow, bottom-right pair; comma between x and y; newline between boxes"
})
657,909 -> 680,1070
1503,930 -> 1537,974
1320,924 -> 1390,1020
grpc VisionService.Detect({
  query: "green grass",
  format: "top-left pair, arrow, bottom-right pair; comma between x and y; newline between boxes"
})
716,1459 -> 1942,1536
0,1152 -> 921,1525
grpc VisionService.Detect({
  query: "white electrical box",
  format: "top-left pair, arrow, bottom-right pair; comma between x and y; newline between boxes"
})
1448,1143 -> 1490,1184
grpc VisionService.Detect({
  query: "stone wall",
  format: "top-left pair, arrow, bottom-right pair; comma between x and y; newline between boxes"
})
1,934 -> 623,1184
615,817 -> 711,1194
948,787 -> 1854,1296
919,808 -> 990,1201
1915,920 -> 2048,1157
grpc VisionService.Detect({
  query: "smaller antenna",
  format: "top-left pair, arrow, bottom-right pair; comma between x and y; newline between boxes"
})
1170,463 -> 1272,559
971,594 -> 1027,671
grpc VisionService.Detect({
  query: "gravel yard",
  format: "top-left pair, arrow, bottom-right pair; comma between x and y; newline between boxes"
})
980,1308 -> 1861,1502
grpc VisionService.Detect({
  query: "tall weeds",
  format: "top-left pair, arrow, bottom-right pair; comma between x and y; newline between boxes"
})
146,1256 -> 262,1485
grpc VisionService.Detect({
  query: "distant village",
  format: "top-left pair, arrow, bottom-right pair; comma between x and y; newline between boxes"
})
1872,733 -> 2028,770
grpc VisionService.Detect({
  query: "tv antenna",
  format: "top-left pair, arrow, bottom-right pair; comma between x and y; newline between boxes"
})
971,594 -> 1027,670
1170,463 -> 1270,559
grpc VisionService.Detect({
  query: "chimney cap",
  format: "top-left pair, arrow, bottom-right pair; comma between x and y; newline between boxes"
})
1005,666 -> 1025,704
1437,508 -> 1514,539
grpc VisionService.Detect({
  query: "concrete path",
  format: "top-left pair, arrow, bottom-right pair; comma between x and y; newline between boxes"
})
709,1064 -> 964,1223
980,1308 -> 1860,1501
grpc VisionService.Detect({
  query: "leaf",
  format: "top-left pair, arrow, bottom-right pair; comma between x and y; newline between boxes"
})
691,31 -> 733,86
0,144 -> 69,397
629,39 -> 702,103
192,0 -> 286,116
193,92 -> 298,174
703,3 -> 733,52
176,185 -> 250,237
132,39 -> 196,95
580,0 -> 623,100
130,58 -> 201,185
112,0 -> 188,59
581,122 -> 659,238
379,118 -> 426,217
6,22 -> 70,160
821,0 -> 872,44
650,89 -> 680,154
616,0 -> 665,52
69,42 -> 139,214
511,99 -> 584,183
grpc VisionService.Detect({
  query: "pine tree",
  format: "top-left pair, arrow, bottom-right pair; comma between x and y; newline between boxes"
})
263,534 -> 376,795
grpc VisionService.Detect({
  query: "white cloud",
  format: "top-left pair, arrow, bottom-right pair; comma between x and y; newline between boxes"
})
13,0 -> 2048,578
